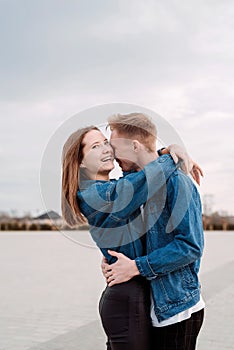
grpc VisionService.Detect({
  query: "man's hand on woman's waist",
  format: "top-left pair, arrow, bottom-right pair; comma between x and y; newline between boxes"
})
101,251 -> 140,287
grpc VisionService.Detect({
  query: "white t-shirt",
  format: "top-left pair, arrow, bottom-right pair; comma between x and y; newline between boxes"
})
151,294 -> 205,327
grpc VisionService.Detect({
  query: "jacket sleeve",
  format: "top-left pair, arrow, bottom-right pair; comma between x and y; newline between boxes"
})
135,173 -> 204,278
80,155 -> 176,221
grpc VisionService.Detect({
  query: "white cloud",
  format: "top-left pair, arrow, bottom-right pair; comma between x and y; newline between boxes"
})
0,0 -> 234,215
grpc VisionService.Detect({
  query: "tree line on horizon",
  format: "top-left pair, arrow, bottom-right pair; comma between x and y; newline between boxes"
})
0,210 -> 234,231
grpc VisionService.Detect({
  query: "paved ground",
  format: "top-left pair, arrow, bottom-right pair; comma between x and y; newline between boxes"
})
26,261 -> 234,350
1,231 -> 234,350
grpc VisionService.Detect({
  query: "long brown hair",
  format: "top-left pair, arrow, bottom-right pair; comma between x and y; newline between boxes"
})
61,126 -> 99,227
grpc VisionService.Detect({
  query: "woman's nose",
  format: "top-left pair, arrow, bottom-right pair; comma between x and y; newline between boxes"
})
103,143 -> 112,153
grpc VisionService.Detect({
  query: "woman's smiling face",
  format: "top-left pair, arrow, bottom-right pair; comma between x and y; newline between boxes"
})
80,129 -> 115,180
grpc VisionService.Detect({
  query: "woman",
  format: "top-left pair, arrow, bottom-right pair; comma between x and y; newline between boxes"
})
61,126 -> 197,349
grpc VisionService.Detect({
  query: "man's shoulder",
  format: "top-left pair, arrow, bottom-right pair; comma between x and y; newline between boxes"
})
157,154 -> 173,164
167,168 -> 196,189
166,170 -> 201,214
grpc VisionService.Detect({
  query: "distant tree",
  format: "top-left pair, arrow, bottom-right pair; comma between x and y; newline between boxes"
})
29,223 -> 39,231
202,194 -> 214,216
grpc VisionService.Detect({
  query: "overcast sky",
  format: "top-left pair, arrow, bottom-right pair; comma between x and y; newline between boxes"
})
1,0 -> 234,216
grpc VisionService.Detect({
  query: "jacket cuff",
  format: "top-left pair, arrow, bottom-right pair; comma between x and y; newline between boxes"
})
135,256 -> 158,280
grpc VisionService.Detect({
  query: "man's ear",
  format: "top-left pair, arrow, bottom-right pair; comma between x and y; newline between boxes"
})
132,140 -> 141,152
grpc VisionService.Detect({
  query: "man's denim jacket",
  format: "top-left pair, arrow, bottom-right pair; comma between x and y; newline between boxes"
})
135,166 -> 204,322
78,155 -> 176,264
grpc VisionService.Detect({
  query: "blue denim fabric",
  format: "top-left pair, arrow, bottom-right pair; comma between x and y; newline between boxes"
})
135,169 -> 204,322
78,155 -> 176,264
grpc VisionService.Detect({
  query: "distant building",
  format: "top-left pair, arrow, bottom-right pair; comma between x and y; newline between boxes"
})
31,210 -> 64,229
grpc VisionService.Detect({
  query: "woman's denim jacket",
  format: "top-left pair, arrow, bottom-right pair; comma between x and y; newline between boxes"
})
135,167 -> 204,321
78,155 -> 176,264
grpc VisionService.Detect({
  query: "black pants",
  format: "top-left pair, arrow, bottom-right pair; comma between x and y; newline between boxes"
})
99,276 -> 151,350
151,308 -> 204,350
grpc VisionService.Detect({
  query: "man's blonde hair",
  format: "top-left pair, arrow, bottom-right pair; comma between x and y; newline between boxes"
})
108,113 -> 157,152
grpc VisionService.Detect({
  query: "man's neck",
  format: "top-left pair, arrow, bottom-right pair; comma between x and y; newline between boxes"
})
136,151 -> 159,171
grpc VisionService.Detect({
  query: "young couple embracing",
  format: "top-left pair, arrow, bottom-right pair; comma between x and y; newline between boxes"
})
61,112 -> 205,350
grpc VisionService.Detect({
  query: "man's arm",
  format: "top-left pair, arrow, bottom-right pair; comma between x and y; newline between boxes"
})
102,173 -> 204,286
135,173 -> 204,276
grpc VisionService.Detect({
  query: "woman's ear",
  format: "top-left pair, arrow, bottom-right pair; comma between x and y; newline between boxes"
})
80,161 -> 86,169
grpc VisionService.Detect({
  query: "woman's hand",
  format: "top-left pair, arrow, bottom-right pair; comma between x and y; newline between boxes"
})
167,144 -> 204,185
189,161 -> 204,185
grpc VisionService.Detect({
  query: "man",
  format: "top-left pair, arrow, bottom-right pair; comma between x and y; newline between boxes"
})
102,112 -> 205,350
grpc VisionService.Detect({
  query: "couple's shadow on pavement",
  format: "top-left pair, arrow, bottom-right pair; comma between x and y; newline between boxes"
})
27,261 -> 234,350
